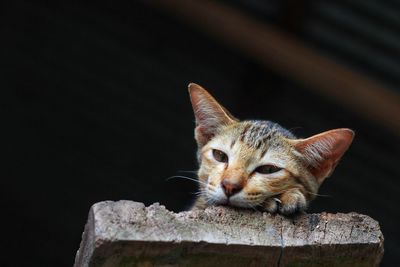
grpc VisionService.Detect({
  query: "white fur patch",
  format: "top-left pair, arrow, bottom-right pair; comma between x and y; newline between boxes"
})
194,97 -> 230,130
301,137 -> 334,167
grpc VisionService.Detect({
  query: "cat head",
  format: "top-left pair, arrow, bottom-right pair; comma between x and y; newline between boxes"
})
189,83 -> 354,209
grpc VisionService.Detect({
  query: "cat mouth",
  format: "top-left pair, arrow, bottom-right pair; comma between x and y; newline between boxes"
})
215,198 -> 230,206
214,197 -> 233,207
218,196 -> 264,209
218,198 -> 243,208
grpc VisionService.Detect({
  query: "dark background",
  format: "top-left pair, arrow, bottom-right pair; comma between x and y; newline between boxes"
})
2,1 -> 399,266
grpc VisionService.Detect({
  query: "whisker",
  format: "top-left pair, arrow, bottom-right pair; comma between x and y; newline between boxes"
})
205,193 -> 218,206
178,170 -> 198,174
304,190 -> 332,198
166,176 -> 208,187
192,188 -> 208,196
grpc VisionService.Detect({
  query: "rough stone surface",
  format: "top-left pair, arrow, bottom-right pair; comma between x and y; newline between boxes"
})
74,201 -> 384,267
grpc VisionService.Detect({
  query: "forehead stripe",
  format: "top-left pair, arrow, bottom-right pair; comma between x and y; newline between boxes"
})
259,147 -> 268,158
244,122 -> 269,147
230,139 -> 236,149
240,124 -> 251,141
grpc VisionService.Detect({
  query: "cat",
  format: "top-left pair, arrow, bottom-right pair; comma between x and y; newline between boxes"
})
188,83 -> 354,215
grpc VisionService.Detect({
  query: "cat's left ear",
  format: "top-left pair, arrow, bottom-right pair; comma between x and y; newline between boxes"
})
188,83 -> 237,147
289,128 -> 354,184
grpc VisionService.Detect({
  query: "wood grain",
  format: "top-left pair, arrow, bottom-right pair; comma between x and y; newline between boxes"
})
74,201 -> 384,267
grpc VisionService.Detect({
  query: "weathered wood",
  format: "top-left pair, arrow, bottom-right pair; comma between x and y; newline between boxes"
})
74,201 -> 384,267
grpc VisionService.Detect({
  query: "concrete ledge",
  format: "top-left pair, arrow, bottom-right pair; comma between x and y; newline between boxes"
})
74,201 -> 384,267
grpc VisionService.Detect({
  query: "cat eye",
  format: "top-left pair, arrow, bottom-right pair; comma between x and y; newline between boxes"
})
212,149 -> 228,163
255,165 -> 281,174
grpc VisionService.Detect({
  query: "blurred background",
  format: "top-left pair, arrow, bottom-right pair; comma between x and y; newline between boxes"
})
2,0 -> 399,266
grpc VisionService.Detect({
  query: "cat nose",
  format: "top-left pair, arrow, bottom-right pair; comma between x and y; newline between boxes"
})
221,179 -> 242,197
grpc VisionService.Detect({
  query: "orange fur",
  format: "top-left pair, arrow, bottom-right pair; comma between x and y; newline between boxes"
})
188,83 -> 354,215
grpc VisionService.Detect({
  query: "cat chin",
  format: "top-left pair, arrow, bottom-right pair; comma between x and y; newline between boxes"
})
206,192 -> 264,209
211,199 -> 251,209
208,196 -> 240,207
206,186 -> 265,209
226,197 -> 260,209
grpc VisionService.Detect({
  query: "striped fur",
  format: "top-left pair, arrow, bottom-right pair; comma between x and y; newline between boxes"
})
188,83 -> 354,215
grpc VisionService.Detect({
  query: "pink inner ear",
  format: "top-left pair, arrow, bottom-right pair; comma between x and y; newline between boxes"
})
188,83 -> 236,146
295,129 -> 354,183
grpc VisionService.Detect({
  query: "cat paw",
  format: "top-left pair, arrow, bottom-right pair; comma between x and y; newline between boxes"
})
263,198 -> 281,213
279,190 -> 307,215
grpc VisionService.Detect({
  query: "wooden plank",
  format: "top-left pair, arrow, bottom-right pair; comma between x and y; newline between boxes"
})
146,0 -> 400,136
74,201 -> 384,267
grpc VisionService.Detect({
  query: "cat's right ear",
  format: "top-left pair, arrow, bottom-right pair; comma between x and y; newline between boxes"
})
188,83 -> 237,147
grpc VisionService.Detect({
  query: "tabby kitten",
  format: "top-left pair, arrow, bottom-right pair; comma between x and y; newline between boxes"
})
188,83 -> 354,215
